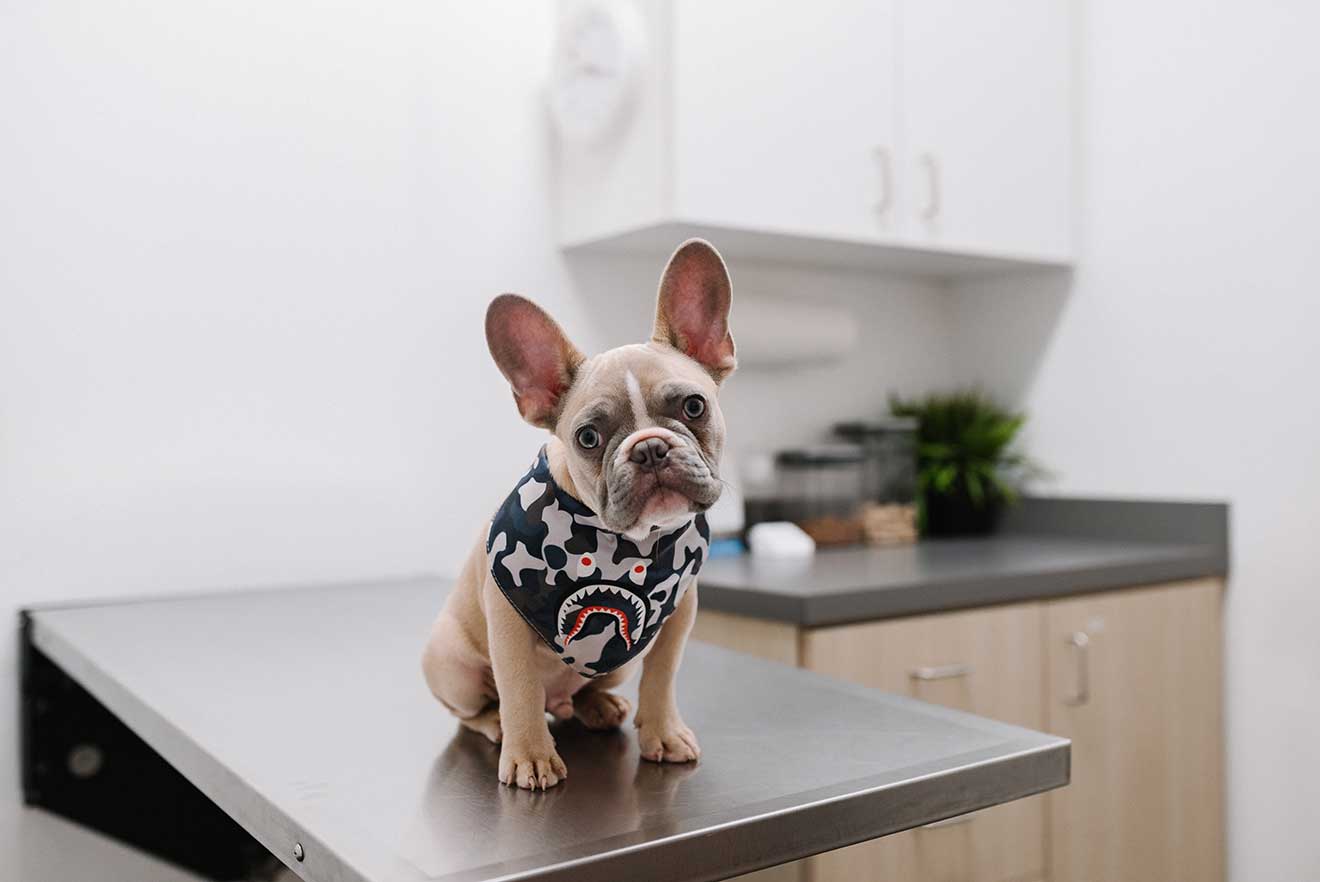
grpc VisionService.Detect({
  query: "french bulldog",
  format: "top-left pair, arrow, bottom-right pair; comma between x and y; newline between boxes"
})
421,239 -> 736,790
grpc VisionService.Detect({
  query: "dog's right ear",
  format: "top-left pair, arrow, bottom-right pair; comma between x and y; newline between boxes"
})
485,294 -> 584,429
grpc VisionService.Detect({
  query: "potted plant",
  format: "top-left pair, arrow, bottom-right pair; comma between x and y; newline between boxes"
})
889,390 -> 1036,537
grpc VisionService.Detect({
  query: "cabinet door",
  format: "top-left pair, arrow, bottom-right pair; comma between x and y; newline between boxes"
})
691,608 -> 800,667
800,603 -> 1046,882
1045,580 -> 1224,882
899,0 -> 1073,259
672,0 -> 900,241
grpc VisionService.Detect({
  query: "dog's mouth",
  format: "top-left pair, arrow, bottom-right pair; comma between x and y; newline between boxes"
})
556,584 -> 648,650
599,446 -> 723,535
641,463 -> 721,503
637,485 -> 696,520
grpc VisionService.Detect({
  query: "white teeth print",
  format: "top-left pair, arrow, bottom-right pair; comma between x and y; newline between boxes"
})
555,583 -> 648,640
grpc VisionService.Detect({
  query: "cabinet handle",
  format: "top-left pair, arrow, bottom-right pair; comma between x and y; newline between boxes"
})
920,152 -> 941,220
909,662 -> 972,681
921,810 -> 976,830
873,146 -> 893,215
1063,631 -> 1090,706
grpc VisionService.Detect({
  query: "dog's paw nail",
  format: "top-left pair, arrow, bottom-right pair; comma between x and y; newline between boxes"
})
638,718 -> 700,763
500,746 -> 567,790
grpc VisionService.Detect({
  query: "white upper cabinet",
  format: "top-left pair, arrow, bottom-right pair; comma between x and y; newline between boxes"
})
899,0 -> 1073,261
553,0 -> 1074,275
671,0 -> 899,243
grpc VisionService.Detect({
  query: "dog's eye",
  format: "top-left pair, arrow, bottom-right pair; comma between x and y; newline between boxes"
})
576,426 -> 601,449
682,395 -> 706,420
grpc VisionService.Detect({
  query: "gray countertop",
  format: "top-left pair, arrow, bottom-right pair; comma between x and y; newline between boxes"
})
700,498 -> 1230,626
27,576 -> 1069,882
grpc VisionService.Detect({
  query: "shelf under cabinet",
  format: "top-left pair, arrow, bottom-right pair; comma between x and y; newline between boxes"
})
562,219 -> 1073,279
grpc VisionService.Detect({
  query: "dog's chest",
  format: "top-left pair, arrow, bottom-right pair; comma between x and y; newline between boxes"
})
488,447 -> 709,679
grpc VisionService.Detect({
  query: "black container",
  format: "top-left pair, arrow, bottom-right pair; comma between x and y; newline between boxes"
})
922,487 -> 1004,536
774,445 -> 866,546
833,419 -> 919,546
833,419 -> 918,504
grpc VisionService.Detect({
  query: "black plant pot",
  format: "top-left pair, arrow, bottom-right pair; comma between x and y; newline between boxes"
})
923,488 -> 1004,537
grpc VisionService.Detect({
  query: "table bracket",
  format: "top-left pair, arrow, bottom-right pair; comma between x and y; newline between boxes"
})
19,611 -> 280,881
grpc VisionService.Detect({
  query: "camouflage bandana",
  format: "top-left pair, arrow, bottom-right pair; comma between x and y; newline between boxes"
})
487,446 -> 709,678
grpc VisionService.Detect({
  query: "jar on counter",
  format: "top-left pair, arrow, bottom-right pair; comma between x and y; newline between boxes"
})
834,419 -> 919,546
775,446 -> 866,547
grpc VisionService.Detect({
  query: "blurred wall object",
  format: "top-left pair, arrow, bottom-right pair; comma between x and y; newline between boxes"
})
547,0 -> 648,144
553,0 -> 1073,275
732,297 -> 859,366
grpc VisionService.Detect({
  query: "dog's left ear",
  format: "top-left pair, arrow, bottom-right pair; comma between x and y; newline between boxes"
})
653,239 -> 736,383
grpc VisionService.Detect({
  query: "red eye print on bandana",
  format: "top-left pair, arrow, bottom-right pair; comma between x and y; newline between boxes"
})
575,554 -> 598,577
627,561 -> 648,585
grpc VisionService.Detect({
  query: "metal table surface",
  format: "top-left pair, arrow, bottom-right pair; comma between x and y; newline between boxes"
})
26,576 -> 1069,882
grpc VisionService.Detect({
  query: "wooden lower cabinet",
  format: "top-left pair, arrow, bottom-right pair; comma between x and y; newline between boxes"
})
690,608 -> 801,667
700,577 -> 1225,882
1044,579 -> 1224,882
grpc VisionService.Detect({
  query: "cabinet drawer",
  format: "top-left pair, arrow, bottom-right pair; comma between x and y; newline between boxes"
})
800,602 -> 1043,728
800,603 -> 1045,882
803,798 -> 1046,882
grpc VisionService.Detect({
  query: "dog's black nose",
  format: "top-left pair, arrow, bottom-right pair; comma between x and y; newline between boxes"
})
629,437 -> 670,470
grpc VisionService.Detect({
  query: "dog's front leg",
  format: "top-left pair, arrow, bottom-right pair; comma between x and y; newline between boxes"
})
634,584 -> 701,763
484,576 -> 567,789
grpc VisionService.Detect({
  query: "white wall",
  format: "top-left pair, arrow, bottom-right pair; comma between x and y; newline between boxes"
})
950,2 -> 1320,879
0,3 -> 953,878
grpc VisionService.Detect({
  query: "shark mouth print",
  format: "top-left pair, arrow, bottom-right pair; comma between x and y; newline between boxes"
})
557,584 -> 648,651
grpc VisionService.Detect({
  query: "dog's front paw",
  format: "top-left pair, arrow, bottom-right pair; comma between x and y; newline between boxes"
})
498,736 -> 568,790
635,714 -> 700,763
574,690 -> 632,730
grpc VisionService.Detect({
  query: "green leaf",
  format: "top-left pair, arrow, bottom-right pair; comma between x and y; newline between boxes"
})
965,469 -> 985,505
932,464 -> 958,493
919,442 -> 958,460
889,387 -> 1043,509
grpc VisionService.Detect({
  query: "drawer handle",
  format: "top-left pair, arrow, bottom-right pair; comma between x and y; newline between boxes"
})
1063,631 -> 1090,706
909,662 -> 972,681
921,811 -> 976,830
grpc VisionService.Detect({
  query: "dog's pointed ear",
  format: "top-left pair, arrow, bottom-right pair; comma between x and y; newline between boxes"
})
486,294 -> 584,428
652,239 -> 736,383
